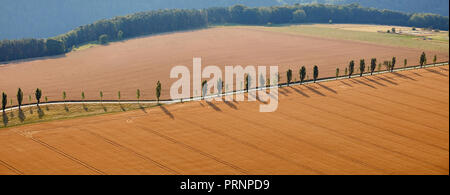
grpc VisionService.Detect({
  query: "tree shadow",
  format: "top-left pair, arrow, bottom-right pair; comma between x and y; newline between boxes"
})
2,112 -> 8,127
29,107 -> 33,114
250,93 -> 268,105
64,104 -> 70,112
223,100 -> 238,110
425,68 -> 448,77
304,85 -> 326,96
340,81 -> 352,87
206,101 -> 222,112
279,90 -> 288,96
45,105 -> 49,111
10,111 -> 14,119
438,67 -> 448,72
279,87 -> 291,94
378,76 -> 398,85
83,104 -> 88,112
412,72 -> 422,77
353,79 -> 377,89
290,86 -> 310,98
364,77 -> 386,87
102,104 -> 107,112
317,83 -> 337,94
139,104 -> 147,113
120,104 -> 126,112
37,106 -> 45,119
18,109 -> 26,123
160,106 -> 174,119
392,72 -> 416,81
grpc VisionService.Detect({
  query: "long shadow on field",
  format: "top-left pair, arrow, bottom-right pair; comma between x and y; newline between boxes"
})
2,112 -> 8,127
304,85 -> 325,96
139,104 -> 147,113
378,76 -> 398,85
83,104 -> 88,112
160,106 -> 174,119
392,72 -> 416,81
439,67 -> 449,72
224,100 -> 238,110
317,83 -> 337,94
18,109 -> 26,123
279,86 -> 291,94
364,77 -> 386,87
278,89 -> 288,96
340,81 -> 352,87
37,105 -> 45,119
353,79 -> 377,89
290,86 -> 310,98
206,101 -> 222,112
119,104 -> 126,111
412,72 -> 423,77
425,68 -> 448,77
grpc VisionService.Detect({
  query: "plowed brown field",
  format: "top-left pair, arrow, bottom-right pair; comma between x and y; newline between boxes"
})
1,66 -> 448,175
0,27 -> 447,103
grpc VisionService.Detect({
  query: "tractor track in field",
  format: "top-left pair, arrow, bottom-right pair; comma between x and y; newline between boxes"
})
27,136 -> 105,175
80,127 -> 180,175
214,106 -> 391,174
277,106 -> 449,173
177,117 -> 325,174
134,123 -> 249,174
0,159 -> 23,175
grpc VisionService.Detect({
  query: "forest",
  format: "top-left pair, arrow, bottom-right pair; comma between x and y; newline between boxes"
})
0,3 -> 448,62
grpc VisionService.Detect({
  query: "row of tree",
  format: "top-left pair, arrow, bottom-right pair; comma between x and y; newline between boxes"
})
1,53 -> 439,112
1,4 -> 448,62
335,52 -> 434,79
2,81 -> 163,111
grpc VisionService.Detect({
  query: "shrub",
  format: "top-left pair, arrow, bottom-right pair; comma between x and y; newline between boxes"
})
202,80 -> 208,99
156,81 -> 162,103
370,58 -> 377,75
299,66 -> 306,84
2,92 -> 7,112
117,30 -> 124,40
336,68 -> 340,79
99,91 -> 103,103
35,88 -> 42,106
99,34 -> 109,45
348,60 -> 355,78
17,88 -> 23,109
286,69 -> 292,86
359,59 -> 365,77
420,52 -> 427,67
313,65 -> 319,83
136,89 -> 141,103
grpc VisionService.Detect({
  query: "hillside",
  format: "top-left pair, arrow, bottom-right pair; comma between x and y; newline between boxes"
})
283,0 -> 449,16
1,0 -> 448,40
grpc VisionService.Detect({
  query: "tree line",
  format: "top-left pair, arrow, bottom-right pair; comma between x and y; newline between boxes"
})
1,3 -> 448,62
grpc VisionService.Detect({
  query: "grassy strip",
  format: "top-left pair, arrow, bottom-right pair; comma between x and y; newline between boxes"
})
1,103 -> 157,129
226,25 -> 449,52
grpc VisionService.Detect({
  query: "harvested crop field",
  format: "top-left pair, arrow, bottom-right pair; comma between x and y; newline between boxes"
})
1,27 -> 448,103
1,66 -> 448,175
